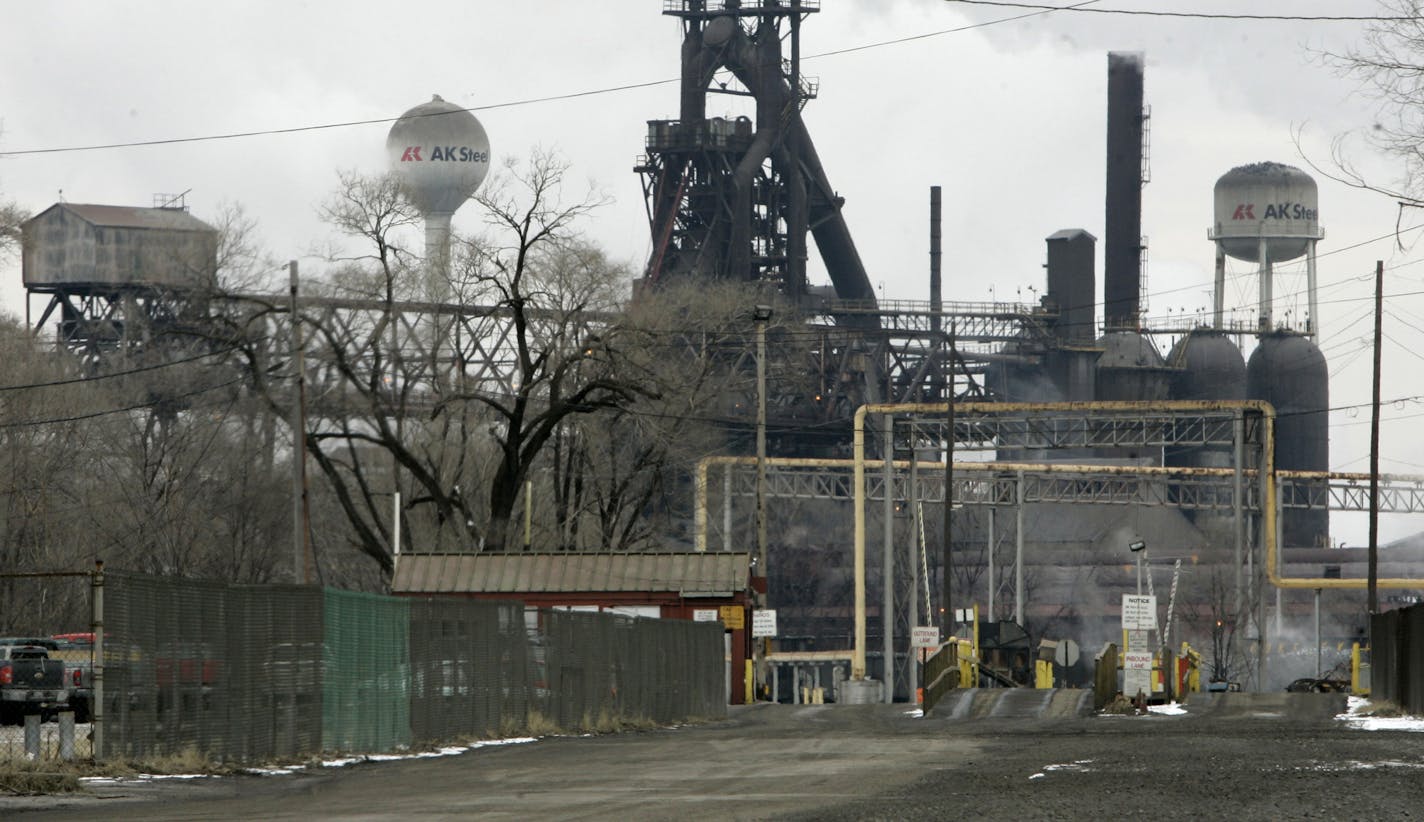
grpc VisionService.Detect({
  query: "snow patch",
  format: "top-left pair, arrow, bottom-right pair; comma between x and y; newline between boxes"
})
1043,760 -> 1094,773
902,708 -> 924,718
1336,698 -> 1424,732
83,736 -> 541,783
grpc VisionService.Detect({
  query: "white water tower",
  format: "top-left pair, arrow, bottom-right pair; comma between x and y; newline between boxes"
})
386,95 -> 491,269
1208,162 -> 1323,335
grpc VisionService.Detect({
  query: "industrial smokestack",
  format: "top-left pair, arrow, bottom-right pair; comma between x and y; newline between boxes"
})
930,186 -> 942,334
1104,52 -> 1145,331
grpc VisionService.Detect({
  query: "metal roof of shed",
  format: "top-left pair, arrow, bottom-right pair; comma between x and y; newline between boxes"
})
34,203 -> 216,232
393,552 -> 750,597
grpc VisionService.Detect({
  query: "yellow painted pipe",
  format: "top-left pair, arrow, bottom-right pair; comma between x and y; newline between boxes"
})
698,399 -> 1424,685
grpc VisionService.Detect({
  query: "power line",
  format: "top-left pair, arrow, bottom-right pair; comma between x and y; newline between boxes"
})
0,3 -> 1091,158
0,344 -> 244,393
0,377 -> 242,430
944,1 -> 1421,22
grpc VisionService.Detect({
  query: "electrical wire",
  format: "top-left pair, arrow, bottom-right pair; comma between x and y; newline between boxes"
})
0,377 -> 242,430
0,344 -> 244,393
943,1 -> 1422,22
0,1 -> 1096,158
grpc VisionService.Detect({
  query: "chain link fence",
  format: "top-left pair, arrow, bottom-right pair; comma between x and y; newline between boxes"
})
539,608 -> 726,730
79,571 -> 725,764
0,572 -> 95,761
101,574 -> 324,762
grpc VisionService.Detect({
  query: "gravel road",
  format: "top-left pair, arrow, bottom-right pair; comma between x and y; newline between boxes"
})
7,693 -> 1421,821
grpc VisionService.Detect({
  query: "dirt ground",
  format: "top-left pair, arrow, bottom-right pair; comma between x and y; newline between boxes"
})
6,694 -> 1423,821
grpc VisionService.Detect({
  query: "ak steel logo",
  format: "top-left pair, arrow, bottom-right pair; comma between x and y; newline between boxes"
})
397,145 -> 489,163
1230,202 -> 1317,221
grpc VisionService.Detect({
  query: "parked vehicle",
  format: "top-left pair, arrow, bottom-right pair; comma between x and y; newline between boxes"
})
0,643 -> 69,724
50,634 -> 94,722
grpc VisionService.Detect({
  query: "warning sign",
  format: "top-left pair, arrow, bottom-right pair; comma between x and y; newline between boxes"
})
1123,650 -> 1153,697
1121,595 -> 1158,631
911,626 -> 940,648
718,605 -> 744,629
751,609 -> 778,638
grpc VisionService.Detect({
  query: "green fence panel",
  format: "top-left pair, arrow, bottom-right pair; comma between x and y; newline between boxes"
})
408,598 -> 529,742
322,589 -> 411,753
100,573 -> 323,763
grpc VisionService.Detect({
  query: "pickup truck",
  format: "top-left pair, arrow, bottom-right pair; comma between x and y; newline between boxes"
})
49,634 -> 94,723
0,644 -> 69,724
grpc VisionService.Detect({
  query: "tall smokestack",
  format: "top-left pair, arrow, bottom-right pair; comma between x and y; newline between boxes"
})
930,186 -> 942,334
1105,52 -> 1145,331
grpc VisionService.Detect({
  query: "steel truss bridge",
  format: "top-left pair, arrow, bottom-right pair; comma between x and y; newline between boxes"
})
699,460 -> 1424,521
35,278 -> 1102,423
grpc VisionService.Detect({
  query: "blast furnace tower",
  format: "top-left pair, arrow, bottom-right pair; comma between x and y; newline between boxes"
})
637,1 -> 876,309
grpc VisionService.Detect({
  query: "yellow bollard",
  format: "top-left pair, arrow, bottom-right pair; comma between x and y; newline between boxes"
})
1035,659 -> 1053,689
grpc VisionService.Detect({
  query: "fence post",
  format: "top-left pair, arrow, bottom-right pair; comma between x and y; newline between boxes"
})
58,711 -> 75,761
24,713 -> 41,759
91,560 -> 105,760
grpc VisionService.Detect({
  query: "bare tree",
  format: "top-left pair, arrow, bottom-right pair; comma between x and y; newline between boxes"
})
1316,1 -> 1424,203
543,282 -> 779,552
444,149 -> 658,554
0,201 -> 23,259
207,150 -> 675,574
0,319 -> 100,575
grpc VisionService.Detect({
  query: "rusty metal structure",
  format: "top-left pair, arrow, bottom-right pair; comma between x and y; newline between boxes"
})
22,201 -> 219,364
637,0 -> 875,310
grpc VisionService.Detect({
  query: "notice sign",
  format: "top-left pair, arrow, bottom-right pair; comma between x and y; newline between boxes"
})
718,605 -> 745,630
693,609 -> 718,622
752,609 -> 778,638
1123,650 -> 1153,697
911,626 -> 940,649
1121,595 -> 1158,631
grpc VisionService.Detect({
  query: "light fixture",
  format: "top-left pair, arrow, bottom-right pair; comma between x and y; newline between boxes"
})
1128,540 -> 1146,553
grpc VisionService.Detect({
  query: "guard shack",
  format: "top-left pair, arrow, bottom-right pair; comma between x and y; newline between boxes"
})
392,552 -> 753,704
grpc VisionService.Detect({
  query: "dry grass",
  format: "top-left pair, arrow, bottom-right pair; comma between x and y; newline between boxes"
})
1099,694 -> 1144,715
1356,699 -> 1408,717
0,761 -> 83,796
522,710 -> 561,736
2,709 -> 723,795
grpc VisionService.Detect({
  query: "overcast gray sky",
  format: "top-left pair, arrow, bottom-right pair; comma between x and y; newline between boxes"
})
3,0 -> 1422,546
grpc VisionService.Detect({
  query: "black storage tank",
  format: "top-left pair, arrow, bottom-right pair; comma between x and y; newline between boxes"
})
1248,331 -> 1329,548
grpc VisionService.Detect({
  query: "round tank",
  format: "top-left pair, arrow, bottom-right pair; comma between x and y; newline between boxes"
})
1212,162 -> 1319,263
386,95 -> 490,217
1095,331 -> 1170,402
1168,329 -> 1247,402
1248,332 -> 1329,547
1166,329 -> 1247,471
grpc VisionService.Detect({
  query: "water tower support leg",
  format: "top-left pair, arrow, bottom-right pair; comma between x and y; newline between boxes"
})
1213,248 -> 1226,329
1306,242 -> 1319,339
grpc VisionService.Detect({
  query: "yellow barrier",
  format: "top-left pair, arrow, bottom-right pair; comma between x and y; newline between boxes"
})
1352,642 -> 1370,697
1035,659 -> 1053,689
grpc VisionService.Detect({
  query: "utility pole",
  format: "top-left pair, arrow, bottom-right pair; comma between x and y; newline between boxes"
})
942,323 -> 955,633
289,261 -> 313,584
754,304 -> 773,698
1368,260 -> 1383,614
